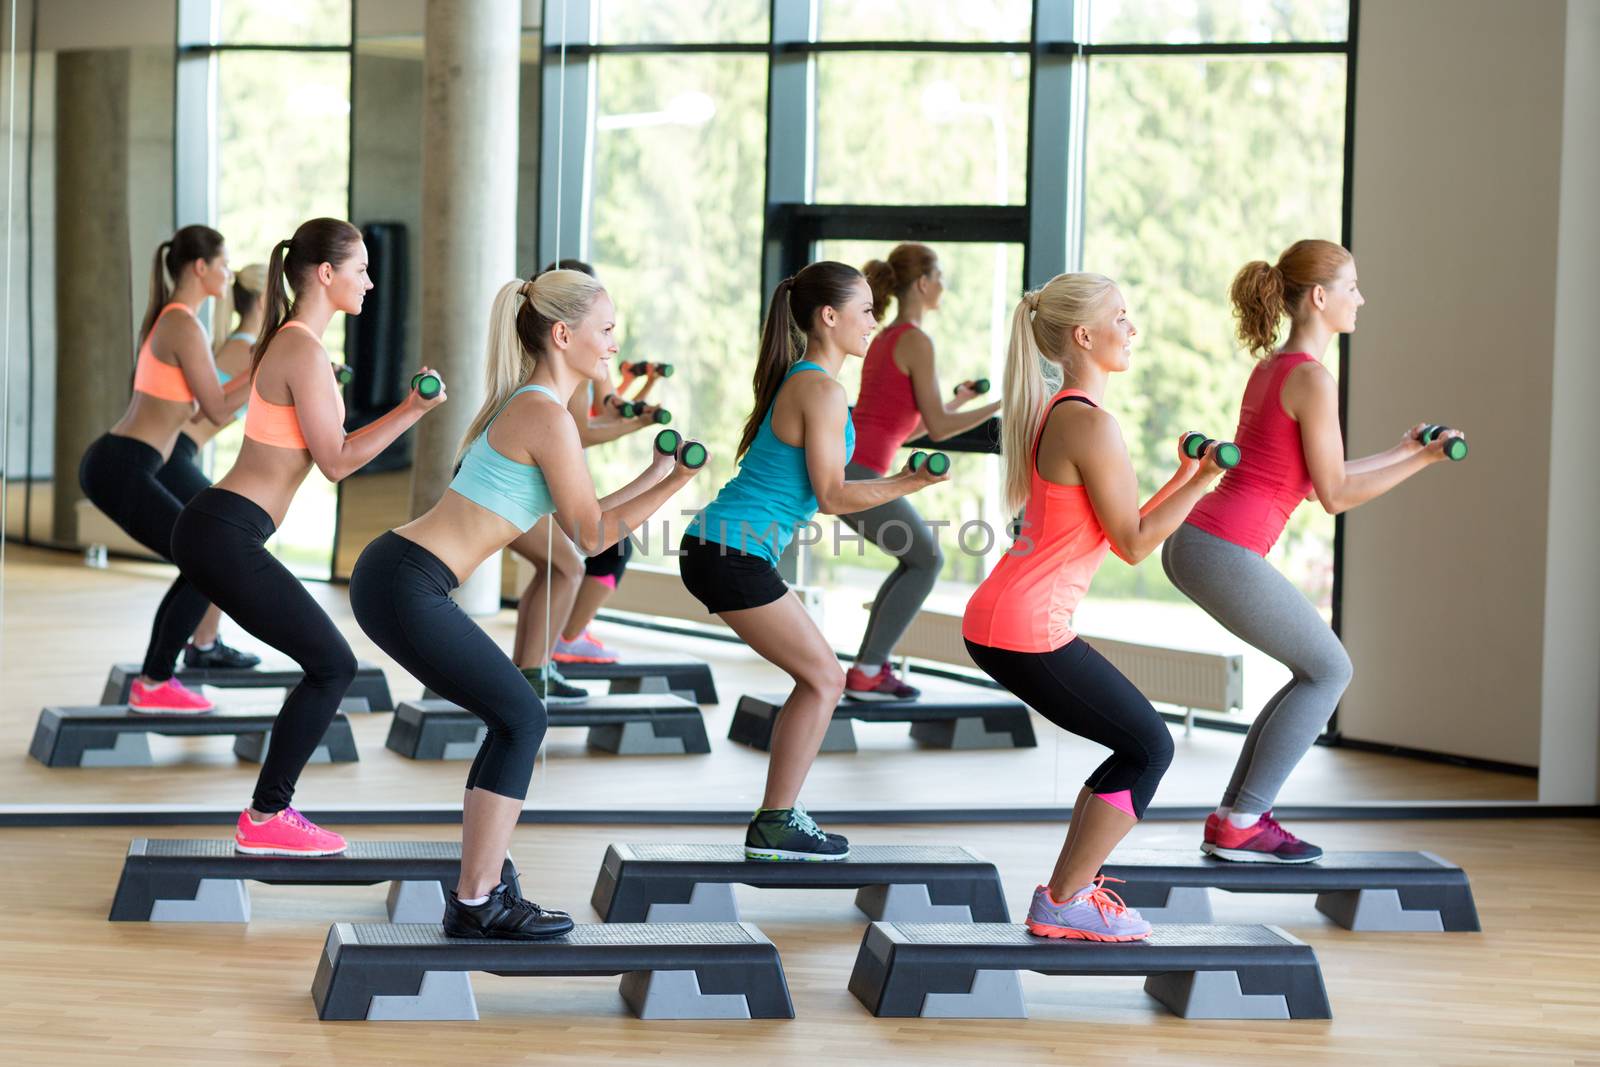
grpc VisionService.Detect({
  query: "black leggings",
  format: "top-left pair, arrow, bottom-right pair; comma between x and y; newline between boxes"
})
78,432 -> 212,681
157,433 -> 213,503
171,488 -> 357,813
351,531 -> 548,799
965,637 -> 1174,819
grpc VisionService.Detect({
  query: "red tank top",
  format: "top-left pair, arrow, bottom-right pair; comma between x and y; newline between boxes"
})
1187,351 -> 1318,555
962,389 -> 1110,653
850,322 -> 921,474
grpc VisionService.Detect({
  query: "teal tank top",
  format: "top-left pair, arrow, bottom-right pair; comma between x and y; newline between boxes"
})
687,361 -> 855,565
447,383 -> 559,532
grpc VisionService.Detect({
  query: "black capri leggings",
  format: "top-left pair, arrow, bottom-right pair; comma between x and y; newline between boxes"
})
583,535 -> 632,583
78,432 -> 212,681
157,432 -> 214,504
171,488 -> 357,813
965,637 -> 1174,819
351,531 -> 548,800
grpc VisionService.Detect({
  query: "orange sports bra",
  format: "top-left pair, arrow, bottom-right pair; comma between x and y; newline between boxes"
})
132,303 -> 201,403
243,321 -> 345,451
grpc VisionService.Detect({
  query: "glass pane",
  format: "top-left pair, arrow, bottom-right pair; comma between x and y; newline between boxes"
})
220,0 -> 352,46
594,0 -> 767,44
1090,0 -> 1348,44
585,54 -> 767,561
815,53 -> 1029,204
217,51 -> 352,579
1082,53 -> 1346,717
817,0 -> 1031,42
811,239 -> 1021,655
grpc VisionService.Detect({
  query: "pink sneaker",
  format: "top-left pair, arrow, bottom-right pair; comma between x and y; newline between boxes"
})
1202,812 -> 1220,853
129,677 -> 214,715
234,806 -> 347,856
844,664 -> 920,702
552,629 -> 618,664
1207,811 -> 1323,863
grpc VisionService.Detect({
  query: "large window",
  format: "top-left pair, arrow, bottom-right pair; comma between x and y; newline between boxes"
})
201,1 -> 353,579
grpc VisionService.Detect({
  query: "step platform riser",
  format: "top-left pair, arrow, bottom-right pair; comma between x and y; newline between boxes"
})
102,662 -> 393,711
386,698 -> 711,759
30,707 -> 358,768
729,692 -> 1037,752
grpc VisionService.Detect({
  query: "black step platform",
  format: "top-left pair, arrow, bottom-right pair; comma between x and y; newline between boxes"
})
108,839 -> 518,924
423,656 -> 717,705
385,696 -> 711,759
101,661 -> 393,711
590,843 -> 1008,924
1101,849 -> 1480,932
728,690 -> 1037,752
29,705 -> 359,767
848,921 -> 1330,1020
312,920 -> 794,1020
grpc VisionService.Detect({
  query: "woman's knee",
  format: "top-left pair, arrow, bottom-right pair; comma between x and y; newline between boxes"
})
307,641 -> 358,690
1302,642 -> 1354,693
799,658 -> 846,702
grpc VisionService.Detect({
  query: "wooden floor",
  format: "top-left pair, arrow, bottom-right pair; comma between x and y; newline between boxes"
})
0,543 -> 1536,811
0,817 -> 1595,1064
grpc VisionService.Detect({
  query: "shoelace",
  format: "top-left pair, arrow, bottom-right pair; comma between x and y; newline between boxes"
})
1257,813 -> 1301,843
1070,875 -> 1132,923
278,806 -> 316,834
784,805 -> 828,842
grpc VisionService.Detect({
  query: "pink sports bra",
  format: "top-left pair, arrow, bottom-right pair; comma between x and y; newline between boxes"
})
244,321 -> 344,451
132,303 -> 199,403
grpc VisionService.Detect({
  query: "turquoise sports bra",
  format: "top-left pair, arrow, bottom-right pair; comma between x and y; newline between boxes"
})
447,383 -> 558,531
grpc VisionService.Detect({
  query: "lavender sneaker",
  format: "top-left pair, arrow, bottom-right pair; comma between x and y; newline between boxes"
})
1025,876 -> 1152,942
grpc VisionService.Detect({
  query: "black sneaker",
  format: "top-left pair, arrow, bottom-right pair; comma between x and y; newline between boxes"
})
744,804 -> 850,861
520,665 -> 590,705
442,881 -> 574,940
183,639 -> 262,670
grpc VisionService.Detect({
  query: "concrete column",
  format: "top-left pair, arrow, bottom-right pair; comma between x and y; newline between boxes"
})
53,50 -> 136,542
412,0 -> 522,613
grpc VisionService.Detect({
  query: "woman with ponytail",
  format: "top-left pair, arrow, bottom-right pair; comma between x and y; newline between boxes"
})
680,261 -> 948,862
964,274 -> 1227,941
78,226 -> 253,713
151,262 -> 271,672
507,259 -> 663,700
351,271 -> 704,938
841,243 -> 1001,701
1162,240 -> 1464,864
169,218 -> 446,857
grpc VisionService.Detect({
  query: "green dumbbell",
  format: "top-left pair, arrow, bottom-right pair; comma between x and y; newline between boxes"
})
650,408 -> 672,425
654,429 -> 682,456
334,364 -> 354,386
618,400 -> 641,418
652,362 -> 674,378
1418,423 -> 1469,461
955,377 -> 991,396
908,450 -> 951,476
680,440 -> 708,469
410,372 -> 442,399
1182,431 -> 1241,469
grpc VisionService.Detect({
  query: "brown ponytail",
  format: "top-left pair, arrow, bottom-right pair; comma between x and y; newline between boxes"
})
251,217 -> 363,373
736,260 -> 864,459
1230,239 -> 1351,357
861,242 -> 937,324
137,225 -> 224,349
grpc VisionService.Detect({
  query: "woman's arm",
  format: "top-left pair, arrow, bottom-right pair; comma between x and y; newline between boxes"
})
798,375 -> 947,515
899,330 -> 1002,441
1286,363 -> 1456,515
536,413 -> 701,554
290,342 -> 443,481
168,316 -> 252,424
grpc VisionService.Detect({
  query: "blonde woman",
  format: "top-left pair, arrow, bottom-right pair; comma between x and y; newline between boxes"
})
351,270 -> 705,939
963,273 -> 1226,940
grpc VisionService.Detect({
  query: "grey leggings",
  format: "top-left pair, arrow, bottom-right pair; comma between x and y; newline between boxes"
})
1161,522 -> 1353,814
840,460 -> 945,668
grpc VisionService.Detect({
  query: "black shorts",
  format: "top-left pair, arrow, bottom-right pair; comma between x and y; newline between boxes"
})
584,536 -> 632,581
678,534 -> 788,614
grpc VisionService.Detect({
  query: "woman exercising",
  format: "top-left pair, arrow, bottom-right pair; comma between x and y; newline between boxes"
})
964,273 -> 1225,941
170,218 -> 445,856
351,270 -> 704,938
1162,240 -> 1463,863
680,261 -> 947,861
843,243 -> 1001,701
509,260 -> 662,696
158,262 -> 269,672
78,226 -> 252,713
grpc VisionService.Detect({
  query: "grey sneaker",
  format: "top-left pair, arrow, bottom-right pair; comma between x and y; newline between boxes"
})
1025,876 -> 1152,941
744,803 -> 849,861
520,665 -> 590,705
